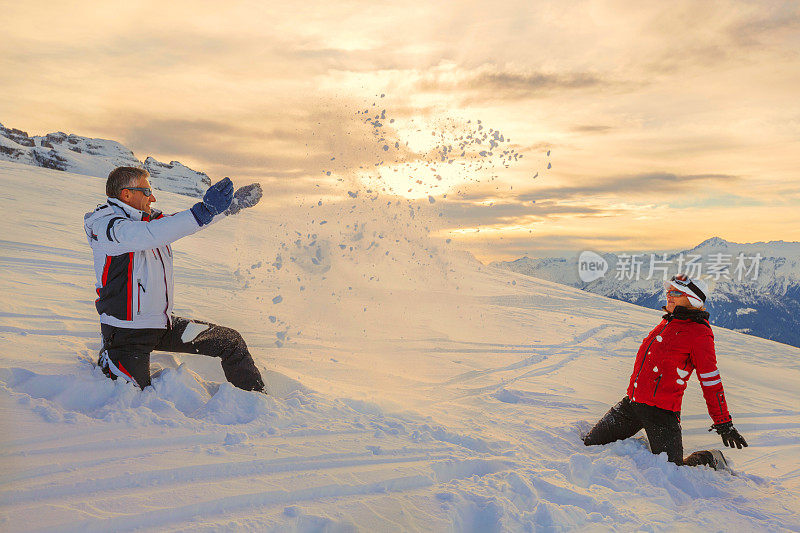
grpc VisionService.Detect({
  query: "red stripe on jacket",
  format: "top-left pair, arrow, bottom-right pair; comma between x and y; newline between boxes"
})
96,256 -> 113,300
126,252 -> 133,320
101,256 -> 111,286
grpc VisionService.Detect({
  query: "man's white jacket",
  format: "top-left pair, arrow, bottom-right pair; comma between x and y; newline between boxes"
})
83,198 -> 204,329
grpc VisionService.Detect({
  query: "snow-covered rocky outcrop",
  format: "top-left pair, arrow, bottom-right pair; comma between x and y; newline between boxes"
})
492,237 -> 800,348
0,122 -> 209,198
143,157 -> 211,198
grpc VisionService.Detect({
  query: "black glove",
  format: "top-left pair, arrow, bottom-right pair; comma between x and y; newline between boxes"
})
709,421 -> 748,449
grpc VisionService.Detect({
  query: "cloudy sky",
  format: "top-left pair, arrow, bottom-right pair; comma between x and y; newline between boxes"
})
2,1 -> 799,260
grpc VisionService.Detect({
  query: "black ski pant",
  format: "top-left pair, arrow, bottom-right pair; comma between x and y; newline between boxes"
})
583,396 -> 713,467
99,316 -> 264,392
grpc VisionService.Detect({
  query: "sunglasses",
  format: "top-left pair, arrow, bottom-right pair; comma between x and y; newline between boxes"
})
666,289 -> 687,298
123,187 -> 153,197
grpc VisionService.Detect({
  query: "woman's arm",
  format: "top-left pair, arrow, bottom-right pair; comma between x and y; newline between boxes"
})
690,331 -> 732,425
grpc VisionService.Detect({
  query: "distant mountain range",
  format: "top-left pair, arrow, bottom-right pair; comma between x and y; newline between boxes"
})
492,237 -> 800,348
0,122 -> 210,197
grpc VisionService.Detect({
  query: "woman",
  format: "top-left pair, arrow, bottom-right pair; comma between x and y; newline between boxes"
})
583,274 -> 748,467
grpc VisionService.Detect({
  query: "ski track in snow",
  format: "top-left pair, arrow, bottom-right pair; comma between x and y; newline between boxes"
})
1,161 -> 799,531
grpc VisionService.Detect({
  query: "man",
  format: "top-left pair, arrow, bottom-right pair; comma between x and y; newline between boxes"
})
84,166 -> 266,392
582,274 -> 747,469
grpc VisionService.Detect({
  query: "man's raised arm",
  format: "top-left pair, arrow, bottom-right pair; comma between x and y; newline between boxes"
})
87,178 -> 234,255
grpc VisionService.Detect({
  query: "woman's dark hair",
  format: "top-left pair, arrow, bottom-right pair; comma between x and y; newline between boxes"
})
106,167 -> 148,198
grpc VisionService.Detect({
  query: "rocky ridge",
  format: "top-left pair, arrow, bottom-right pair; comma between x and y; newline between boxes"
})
0,122 -> 210,198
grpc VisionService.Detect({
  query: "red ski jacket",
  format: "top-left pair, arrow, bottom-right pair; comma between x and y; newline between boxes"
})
627,307 -> 732,425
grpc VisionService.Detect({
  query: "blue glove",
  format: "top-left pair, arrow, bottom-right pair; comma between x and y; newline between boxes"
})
225,183 -> 262,215
190,177 -> 234,226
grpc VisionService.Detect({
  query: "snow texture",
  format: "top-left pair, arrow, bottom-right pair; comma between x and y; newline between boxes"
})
0,160 -> 798,531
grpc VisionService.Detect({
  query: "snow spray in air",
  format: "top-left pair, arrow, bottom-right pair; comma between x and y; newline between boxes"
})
230,95 -> 529,346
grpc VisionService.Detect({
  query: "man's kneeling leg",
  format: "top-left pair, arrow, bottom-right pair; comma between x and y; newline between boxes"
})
100,350 -> 152,389
99,325 -> 158,389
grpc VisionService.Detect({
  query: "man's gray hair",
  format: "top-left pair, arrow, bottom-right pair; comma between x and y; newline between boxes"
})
106,167 -> 148,198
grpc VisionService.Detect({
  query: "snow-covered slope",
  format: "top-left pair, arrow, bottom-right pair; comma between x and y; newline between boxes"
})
493,238 -> 800,348
1,161 -> 798,531
0,123 -> 210,198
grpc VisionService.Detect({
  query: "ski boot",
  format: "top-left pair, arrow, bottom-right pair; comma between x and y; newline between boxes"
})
684,449 -> 734,473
